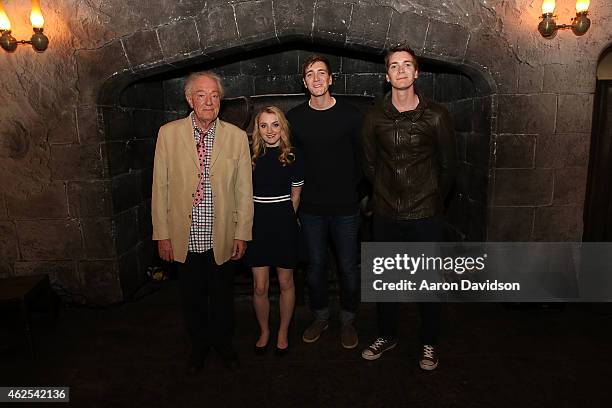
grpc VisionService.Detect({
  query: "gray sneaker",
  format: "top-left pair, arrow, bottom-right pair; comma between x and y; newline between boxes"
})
341,324 -> 358,349
302,319 -> 329,343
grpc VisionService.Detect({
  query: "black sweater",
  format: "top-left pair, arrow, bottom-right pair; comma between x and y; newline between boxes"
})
286,99 -> 363,215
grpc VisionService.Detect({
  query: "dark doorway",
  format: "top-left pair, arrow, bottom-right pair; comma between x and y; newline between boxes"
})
584,46 -> 612,241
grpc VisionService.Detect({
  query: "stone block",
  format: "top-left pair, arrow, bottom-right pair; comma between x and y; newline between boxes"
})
533,206 -> 582,241
137,241 -> 155,276
241,51 -> 300,76
346,4 -> 393,50
297,50 -> 342,74
163,78 -> 190,112
494,134 -> 536,169
50,144 -> 106,180
67,181 -> 113,218
416,73 -> 434,100
464,31 -> 517,94
496,94 -> 556,134
341,57 -> 385,74
112,173 -> 143,214
273,0 -> 315,39
434,73 -> 463,103
140,169 -> 153,201
79,260 -> 123,305
556,94 -> 593,134
75,41 -> 130,105
466,165 -> 489,204
220,97 -> 251,130
6,182 -> 68,220
424,20 -> 469,60
157,18 -> 202,62
113,208 -> 139,256
332,74 -> 347,94
253,75 -> 303,95
312,0 -> 352,43
105,141 -> 130,177
0,194 -> 7,220
215,60 -> 242,76
48,107 -> 78,144
455,133 -> 468,163
535,133 -> 589,168
82,218 -> 115,259
223,76 -> 256,98
487,207 -> 534,241
466,132 -> 490,168
553,167 -> 588,206
14,261 -> 80,294
16,220 -> 82,260
345,74 -> 386,97
235,0 -> 277,43
493,169 -> 554,206
386,11 -> 428,51
77,106 -> 104,144
517,63 -> 544,94
130,139 -> 156,170
119,247 -> 140,299
120,81 -> 165,110
459,75 -> 476,99
197,5 -> 240,52
472,96 -> 492,135
133,110 -> 166,140
103,108 -> 134,142
449,99 -> 473,132
543,63 -> 595,94
122,29 -> 164,68
0,222 -> 18,264
138,201 -> 153,240
462,200 -> 487,242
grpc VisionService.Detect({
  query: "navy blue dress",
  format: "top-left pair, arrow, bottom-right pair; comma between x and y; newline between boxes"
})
244,147 -> 304,268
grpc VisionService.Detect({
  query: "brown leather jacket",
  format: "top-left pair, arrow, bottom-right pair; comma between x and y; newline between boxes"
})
361,92 -> 457,220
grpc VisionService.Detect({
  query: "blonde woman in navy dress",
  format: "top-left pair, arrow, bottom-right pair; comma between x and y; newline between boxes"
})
245,106 -> 304,355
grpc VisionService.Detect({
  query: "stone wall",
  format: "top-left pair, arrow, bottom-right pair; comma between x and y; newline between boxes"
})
0,0 -> 609,303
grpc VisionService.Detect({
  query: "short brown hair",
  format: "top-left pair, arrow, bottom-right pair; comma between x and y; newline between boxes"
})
301,55 -> 332,79
384,43 -> 419,71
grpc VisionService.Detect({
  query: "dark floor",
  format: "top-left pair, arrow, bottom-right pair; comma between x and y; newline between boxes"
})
1,280 -> 611,408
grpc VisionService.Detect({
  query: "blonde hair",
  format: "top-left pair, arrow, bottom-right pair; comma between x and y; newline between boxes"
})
251,106 -> 294,168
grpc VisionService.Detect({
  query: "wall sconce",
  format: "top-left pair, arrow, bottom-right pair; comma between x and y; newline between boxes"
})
0,0 -> 49,52
538,0 -> 591,38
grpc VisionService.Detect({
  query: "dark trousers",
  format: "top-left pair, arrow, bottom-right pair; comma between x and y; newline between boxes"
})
373,214 -> 444,344
300,211 -> 360,324
177,250 -> 234,351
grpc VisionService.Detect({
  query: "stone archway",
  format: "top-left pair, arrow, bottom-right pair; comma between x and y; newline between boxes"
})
70,2 -> 515,303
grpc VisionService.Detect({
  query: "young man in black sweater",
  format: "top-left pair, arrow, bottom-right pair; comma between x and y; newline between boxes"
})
286,55 -> 362,349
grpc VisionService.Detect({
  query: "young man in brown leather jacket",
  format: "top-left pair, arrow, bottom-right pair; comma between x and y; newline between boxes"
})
360,43 -> 457,370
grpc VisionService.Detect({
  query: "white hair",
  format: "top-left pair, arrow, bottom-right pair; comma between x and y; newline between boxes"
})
184,71 -> 224,100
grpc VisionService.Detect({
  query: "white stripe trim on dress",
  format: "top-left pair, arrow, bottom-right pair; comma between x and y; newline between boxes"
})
253,194 -> 291,203
291,180 -> 304,186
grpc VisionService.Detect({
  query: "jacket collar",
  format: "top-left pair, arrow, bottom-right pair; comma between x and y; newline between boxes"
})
382,90 -> 427,122
182,113 -> 226,170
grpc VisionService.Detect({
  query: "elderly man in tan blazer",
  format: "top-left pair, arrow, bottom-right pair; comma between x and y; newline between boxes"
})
152,71 -> 253,374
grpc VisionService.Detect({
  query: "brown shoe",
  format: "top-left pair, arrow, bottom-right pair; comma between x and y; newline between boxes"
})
302,319 -> 329,343
341,323 -> 358,349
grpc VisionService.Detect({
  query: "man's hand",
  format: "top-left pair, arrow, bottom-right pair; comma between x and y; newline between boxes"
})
157,239 -> 174,262
231,239 -> 247,260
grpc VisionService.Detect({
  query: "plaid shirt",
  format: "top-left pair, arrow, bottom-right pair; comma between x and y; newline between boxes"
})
188,117 -> 215,253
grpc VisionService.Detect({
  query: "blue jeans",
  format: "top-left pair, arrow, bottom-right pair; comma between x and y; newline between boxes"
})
299,212 -> 360,325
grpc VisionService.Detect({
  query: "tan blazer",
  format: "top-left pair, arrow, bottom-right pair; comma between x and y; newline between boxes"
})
151,113 -> 253,265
